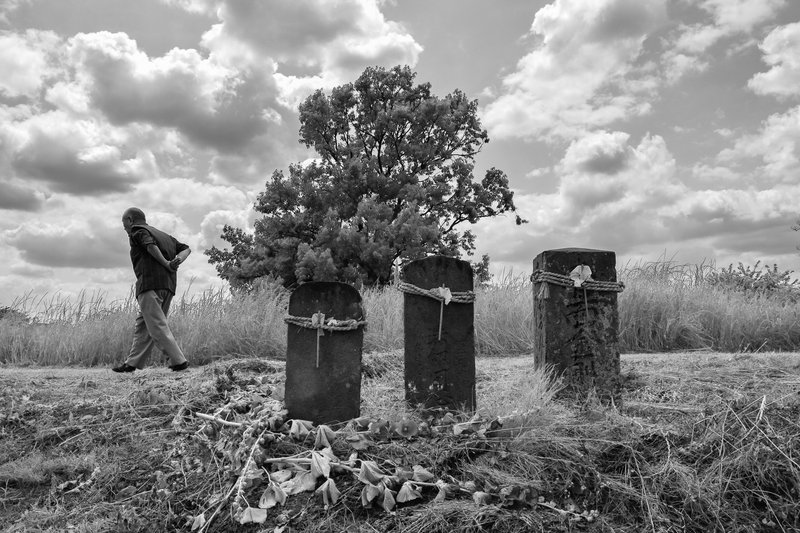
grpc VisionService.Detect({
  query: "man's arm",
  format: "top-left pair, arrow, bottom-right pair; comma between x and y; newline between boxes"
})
170,247 -> 191,270
146,244 -> 174,271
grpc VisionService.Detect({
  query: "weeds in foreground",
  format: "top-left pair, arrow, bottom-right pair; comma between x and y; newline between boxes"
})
2,353 -> 799,532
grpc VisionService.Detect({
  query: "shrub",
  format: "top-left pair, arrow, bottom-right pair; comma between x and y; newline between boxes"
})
0,306 -> 30,324
704,261 -> 799,301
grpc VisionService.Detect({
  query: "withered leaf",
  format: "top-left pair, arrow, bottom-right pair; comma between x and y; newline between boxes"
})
280,470 -> 317,495
411,465 -> 434,482
315,478 -> 341,509
396,482 -> 422,503
190,513 -> 205,532
288,419 -> 314,441
360,483 -> 384,507
314,424 -> 336,449
258,481 -> 287,509
269,469 -> 294,484
311,451 -> 331,479
239,506 -> 268,524
346,434 -> 373,451
358,460 -> 385,484
381,487 -> 397,512
472,491 -> 493,506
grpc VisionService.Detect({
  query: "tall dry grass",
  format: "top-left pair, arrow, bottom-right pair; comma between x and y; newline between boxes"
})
2,259 -> 800,366
619,260 -> 800,352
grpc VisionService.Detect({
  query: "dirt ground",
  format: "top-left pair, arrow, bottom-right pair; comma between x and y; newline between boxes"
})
3,351 -> 798,413
2,352 -> 800,532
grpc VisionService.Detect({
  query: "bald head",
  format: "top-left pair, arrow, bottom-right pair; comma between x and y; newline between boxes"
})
122,207 -> 146,234
123,207 -> 146,223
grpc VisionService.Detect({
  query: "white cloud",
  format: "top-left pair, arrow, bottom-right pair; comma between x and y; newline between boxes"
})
0,30 -> 60,98
748,22 -> 800,98
159,0 -> 214,14
0,179 -> 46,211
674,0 -> 786,55
665,0 -> 786,83
700,0 -> 786,33
0,0 -> 31,24
5,111 -> 150,195
195,0 -> 422,108
3,218 -> 129,269
479,131 -> 684,255
66,31 -> 284,153
132,178 -> 252,229
199,207 -> 256,250
483,0 -> 667,141
479,129 -> 799,267
718,105 -> 800,182
690,163 -> 741,189
661,51 -> 707,84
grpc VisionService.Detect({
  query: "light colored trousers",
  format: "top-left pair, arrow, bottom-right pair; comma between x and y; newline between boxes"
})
125,289 -> 187,368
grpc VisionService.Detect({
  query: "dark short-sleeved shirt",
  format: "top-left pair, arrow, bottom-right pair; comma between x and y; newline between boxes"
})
129,224 -> 189,297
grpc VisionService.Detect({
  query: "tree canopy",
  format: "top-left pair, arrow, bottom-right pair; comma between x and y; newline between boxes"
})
206,65 -> 523,289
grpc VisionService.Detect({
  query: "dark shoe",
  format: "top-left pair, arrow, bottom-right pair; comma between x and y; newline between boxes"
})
112,363 -> 136,373
170,361 -> 189,372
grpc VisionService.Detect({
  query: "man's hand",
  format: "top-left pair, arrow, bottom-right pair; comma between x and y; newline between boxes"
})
168,257 -> 182,271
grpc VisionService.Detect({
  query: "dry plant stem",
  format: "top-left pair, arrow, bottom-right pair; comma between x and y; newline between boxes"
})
197,481 -> 237,533
536,500 -> 584,518
196,411 -> 243,427
633,454 -> 657,533
262,456 -> 358,474
198,426 -> 271,533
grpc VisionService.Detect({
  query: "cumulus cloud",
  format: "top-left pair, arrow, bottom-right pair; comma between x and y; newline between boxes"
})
1,0 -> 423,198
699,0 -> 786,34
0,180 -> 46,211
6,111 -> 148,195
0,0 -> 31,24
132,178 -> 252,228
477,131 -> 683,258
690,163 -> 741,189
667,187 -> 798,257
665,0 -> 786,82
66,31 -> 284,153
199,207 -> 256,250
9,263 -> 54,279
748,22 -> 800,98
478,125 -> 800,269
674,0 -> 785,54
483,0 -> 667,141
194,0 -> 422,108
717,105 -> 800,182
0,30 -> 60,98
3,218 -> 130,269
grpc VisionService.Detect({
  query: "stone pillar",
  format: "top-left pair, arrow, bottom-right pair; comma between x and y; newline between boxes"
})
402,255 -> 476,412
285,282 -> 365,424
532,248 -> 622,400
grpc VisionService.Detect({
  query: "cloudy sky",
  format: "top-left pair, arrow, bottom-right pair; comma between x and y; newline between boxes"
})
2,0 -> 800,309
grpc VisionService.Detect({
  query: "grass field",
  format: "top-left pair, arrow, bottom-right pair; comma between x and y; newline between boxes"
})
2,259 -> 800,367
2,351 -> 799,532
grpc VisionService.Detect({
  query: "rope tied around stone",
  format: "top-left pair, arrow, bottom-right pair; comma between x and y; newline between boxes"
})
284,312 -> 367,367
397,281 -> 475,340
530,265 -> 625,322
530,268 -> 625,299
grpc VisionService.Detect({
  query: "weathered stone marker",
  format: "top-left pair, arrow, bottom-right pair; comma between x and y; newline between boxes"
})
531,248 -> 624,400
401,255 -> 476,412
284,282 -> 366,424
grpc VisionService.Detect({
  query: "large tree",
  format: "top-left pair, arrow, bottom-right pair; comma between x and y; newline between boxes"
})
206,65 -> 524,289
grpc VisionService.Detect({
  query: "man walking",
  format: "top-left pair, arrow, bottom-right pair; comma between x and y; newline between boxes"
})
113,207 -> 191,373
